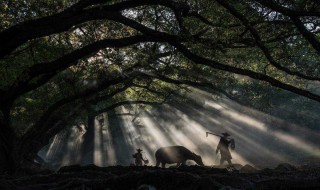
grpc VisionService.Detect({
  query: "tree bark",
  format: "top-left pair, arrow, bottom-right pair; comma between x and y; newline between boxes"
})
81,109 -> 96,164
0,103 -> 16,174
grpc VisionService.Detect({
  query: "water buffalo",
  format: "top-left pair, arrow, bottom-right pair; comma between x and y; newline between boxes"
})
155,146 -> 204,168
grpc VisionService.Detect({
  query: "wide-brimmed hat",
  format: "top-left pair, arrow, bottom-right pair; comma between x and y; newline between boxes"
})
137,148 -> 143,152
222,132 -> 230,136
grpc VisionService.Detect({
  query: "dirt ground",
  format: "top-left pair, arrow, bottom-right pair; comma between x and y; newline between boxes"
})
1,163 -> 320,190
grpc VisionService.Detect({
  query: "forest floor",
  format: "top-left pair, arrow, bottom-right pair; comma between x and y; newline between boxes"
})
1,163 -> 320,190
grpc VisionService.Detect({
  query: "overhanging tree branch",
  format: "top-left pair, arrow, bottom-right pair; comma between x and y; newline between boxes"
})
96,100 -> 166,115
254,0 -> 320,17
254,0 -> 320,54
102,13 -> 320,102
171,42 -> 320,102
289,16 -> 320,55
215,0 -> 320,81
22,77 -> 129,137
0,0 -> 186,58
4,35 -> 161,102
18,77 -> 137,157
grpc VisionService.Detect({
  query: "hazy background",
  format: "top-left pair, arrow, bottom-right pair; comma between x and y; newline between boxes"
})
39,88 -> 320,170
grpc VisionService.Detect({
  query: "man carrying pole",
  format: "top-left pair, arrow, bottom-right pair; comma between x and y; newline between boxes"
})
206,132 -> 235,166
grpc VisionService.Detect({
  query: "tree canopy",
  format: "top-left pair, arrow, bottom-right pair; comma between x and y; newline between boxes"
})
0,0 -> 319,173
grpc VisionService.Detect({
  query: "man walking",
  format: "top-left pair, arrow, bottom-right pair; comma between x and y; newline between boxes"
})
216,132 -> 233,166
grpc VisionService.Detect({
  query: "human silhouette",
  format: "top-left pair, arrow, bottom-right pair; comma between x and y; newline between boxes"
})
132,148 -> 147,166
216,132 -> 234,166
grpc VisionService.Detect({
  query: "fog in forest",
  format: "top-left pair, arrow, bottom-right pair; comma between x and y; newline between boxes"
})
39,89 -> 320,170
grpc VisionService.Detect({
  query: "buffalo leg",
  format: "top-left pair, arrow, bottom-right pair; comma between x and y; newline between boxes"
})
161,162 -> 165,168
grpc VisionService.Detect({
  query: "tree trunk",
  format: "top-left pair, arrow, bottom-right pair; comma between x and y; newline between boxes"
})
0,104 -> 17,174
81,110 -> 96,164
17,105 -> 82,170
18,119 -> 68,169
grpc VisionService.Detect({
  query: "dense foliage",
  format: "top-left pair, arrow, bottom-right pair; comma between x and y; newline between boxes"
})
0,0 -> 319,173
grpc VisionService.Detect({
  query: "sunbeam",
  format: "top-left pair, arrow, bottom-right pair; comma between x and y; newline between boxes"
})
40,88 -> 320,169
93,118 -> 103,166
101,113 -> 117,165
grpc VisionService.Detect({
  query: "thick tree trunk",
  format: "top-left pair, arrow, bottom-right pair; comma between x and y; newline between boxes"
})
0,105 -> 17,174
